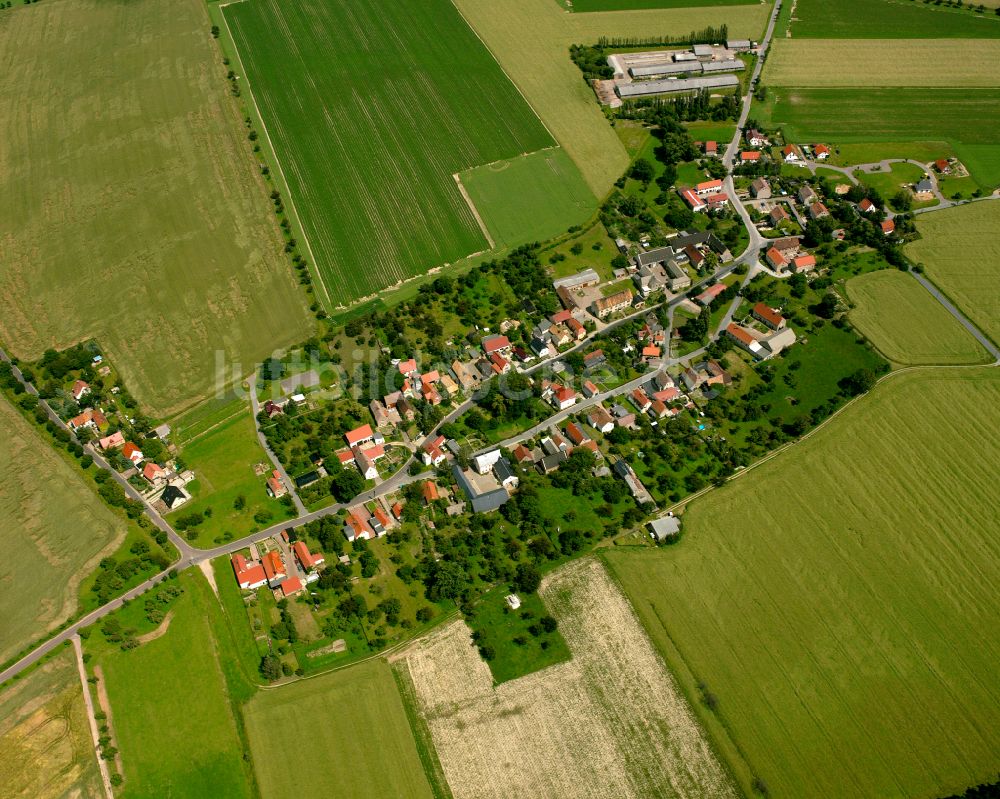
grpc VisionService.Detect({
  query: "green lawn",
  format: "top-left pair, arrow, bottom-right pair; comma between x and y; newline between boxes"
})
605,369 -> 1000,799
906,202 -> 1000,348
465,584 -> 571,684
853,162 -> 927,208
0,0 -> 311,417
757,88 -> 1000,191
787,0 -> 1000,37
177,405 -> 296,548
224,0 -> 553,304
683,120 -> 737,145
460,147 -> 596,249
566,0 -> 757,9
95,572 -> 255,799
243,659 -> 434,799
847,270 -> 991,366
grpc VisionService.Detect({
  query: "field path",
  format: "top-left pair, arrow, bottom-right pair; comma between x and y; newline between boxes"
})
453,174 -> 495,249
72,636 -> 114,799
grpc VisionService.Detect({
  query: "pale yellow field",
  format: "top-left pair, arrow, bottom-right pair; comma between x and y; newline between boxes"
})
847,269 -> 991,365
766,39 -> 1000,86
400,558 -> 737,799
907,201 -> 1000,346
452,0 -> 769,198
0,0 -> 312,417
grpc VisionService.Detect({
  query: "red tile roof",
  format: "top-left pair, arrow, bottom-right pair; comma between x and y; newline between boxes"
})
280,577 -> 303,597
143,462 -> 164,481
512,444 -> 533,462
482,335 -> 510,354
262,551 -> 285,580
793,254 -> 816,270
654,387 -> 680,403
695,178 -> 723,193
422,481 -> 439,503
753,302 -> 785,328
740,151 -> 761,161
882,219 -> 895,234
345,424 -> 374,446
642,345 -> 661,358
555,386 -> 576,404
398,358 -> 417,375
766,247 -> 787,268
814,144 -> 830,156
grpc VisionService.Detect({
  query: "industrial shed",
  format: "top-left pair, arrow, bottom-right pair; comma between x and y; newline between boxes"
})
616,74 -> 739,99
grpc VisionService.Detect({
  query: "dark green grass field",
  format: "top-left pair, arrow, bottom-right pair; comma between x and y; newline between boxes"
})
759,88 -> 1000,190
788,0 -> 1000,37
225,0 -> 553,304
567,0 -> 756,10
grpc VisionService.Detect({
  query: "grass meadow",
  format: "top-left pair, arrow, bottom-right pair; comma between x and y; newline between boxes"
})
224,0 -> 553,304
461,148 -> 596,249
907,202 -> 1000,347
765,40 -> 1000,87
94,571 -> 255,799
567,0 -> 755,9
757,88 -> 1000,190
605,369 -> 1000,799
0,0 -> 312,417
0,397 -> 124,664
0,649 -> 102,799
451,0 -> 768,199
243,659 -> 434,799
787,0 -> 1000,37
847,270 -> 991,366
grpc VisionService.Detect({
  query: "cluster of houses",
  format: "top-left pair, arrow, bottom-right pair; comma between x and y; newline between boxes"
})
230,538 -> 326,597
343,500 -> 397,542
452,449 -> 519,513
337,423 -> 388,481
725,302 -> 797,361
631,232 -> 732,299
680,178 -> 731,214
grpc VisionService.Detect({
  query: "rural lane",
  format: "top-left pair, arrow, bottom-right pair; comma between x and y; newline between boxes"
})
248,375 -> 307,515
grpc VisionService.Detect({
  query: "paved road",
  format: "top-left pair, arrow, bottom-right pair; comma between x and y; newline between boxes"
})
248,375 -> 307,515
909,270 -> 1000,363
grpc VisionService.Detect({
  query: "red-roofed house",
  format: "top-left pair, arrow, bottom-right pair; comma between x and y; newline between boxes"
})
353,447 -> 379,480
793,254 -> 817,272
814,144 -> 830,160
122,442 -> 143,465
766,247 -> 788,270
266,469 -> 287,498
680,188 -> 706,212
726,323 -> 766,359
512,443 -> 534,464
71,380 -> 91,402
685,245 -> 705,267
262,551 -> 287,587
705,192 -> 729,208
143,462 -> 166,484
859,198 -> 877,214
232,554 -> 268,590
280,577 -> 304,597
482,335 -> 511,355
344,424 -> 374,448
422,434 -> 447,466
696,283 -> 726,306
565,422 -> 589,446
391,501 -> 404,520
649,400 -> 669,419
422,480 -> 439,504
783,144 -> 803,163
68,409 -> 95,431
582,379 -> 599,398
704,140 -> 718,156
653,387 -> 681,403
489,352 -> 511,375
553,385 -> 577,410
344,509 -> 375,542
293,541 -> 325,571
566,317 -> 586,340
809,202 -> 830,220
398,358 -> 418,376
752,303 -> 786,330
934,159 -> 950,174
98,431 -> 125,450
372,505 -> 393,531
740,151 -> 761,163
641,345 -> 661,363
551,309 -> 572,324
336,449 -> 355,467
695,178 -> 723,196
630,388 -> 651,413
881,219 -> 895,235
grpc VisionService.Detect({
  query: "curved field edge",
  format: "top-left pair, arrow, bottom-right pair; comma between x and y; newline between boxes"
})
845,270 -> 992,366
605,368 -> 1000,799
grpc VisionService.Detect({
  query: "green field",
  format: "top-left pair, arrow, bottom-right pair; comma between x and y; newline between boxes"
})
175,401 -> 295,548
787,0 -> 1000,37
605,369 -> 1000,799
853,162 -> 927,206
567,0 -> 756,9
0,0 -> 311,417
452,0 -> 769,198
224,0 -> 553,304
0,397 -> 124,664
461,148 -> 596,248
907,202 -> 1000,347
758,88 -> 1000,190
0,650 -> 102,799
94,572 -> 254,799
243,659 -> 434,799
847,270 -> 991,365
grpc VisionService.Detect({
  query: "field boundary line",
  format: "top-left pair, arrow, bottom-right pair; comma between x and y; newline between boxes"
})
452,173 -> 495,249
217,1 -> 333,311
72,636 -> 115,799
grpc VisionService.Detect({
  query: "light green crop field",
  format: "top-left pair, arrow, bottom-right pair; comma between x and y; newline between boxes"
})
243,659 -> 434,799
0,650 -> 102,799
605,369 -> 1000,799
847,270 -> 991,366
452,0 -> 769,198
461,148 -> 596,248
97,572 -> 253,799
224,0 -> 553,305
787,0 -> 1000,37
0,0 -> 311,418
765,40 -> 1000,87
907,202 -> 1000,347
0,398 -> 124,664
757,88 -> 1000,190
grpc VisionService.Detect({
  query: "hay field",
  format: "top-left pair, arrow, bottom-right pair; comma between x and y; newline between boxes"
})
788,0 -> 1000,37
0,0 -> 312,417
452,0 -> 769,198
461,148 -> 596,248
224,0 -> 553,304
907,202 -> 1000,347
847,270 -> 991,366
96,572 -> 253,799
400,558 -> 737,799
606,369 -> 1000,799
243,659 -> 433,799
0,650 -> 102,799
766,40 -> 1000,86
0,398 -> 125,665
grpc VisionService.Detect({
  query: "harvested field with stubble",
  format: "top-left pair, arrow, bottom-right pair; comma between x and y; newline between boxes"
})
400,558 -> 737,799
0,0 -> 312,417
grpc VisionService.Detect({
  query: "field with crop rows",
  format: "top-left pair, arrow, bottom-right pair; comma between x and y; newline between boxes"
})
606,369 -> 1000,799
224,0 -> 553,304
847,270 -> 991,366
243,659 -> 433,799
460,148 -> 596,249
0,0 -> 311,417
0,398 -> 124,664
786,0 -> 1000,37
0,650 -> 102,799
765,40 -> 1000,86
907,203 -> 1000,346
452,0 -> 768,199
400,558 -> 737,799
567,0 -> 755,10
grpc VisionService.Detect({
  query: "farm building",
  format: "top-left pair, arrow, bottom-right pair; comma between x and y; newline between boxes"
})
649,516 -> 681,542
701,59 -> 745,74
452,464 -> 509,513
615,74 -> 739,100
553,268 -> 600,291
629,61 -> 701,78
